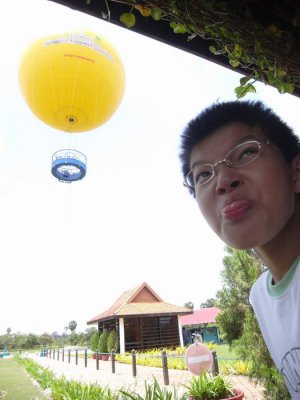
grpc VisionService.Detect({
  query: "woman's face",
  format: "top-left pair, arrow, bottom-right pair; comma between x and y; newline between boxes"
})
189,122 -> 297,250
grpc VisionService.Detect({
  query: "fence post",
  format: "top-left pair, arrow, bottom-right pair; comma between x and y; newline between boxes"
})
211,350 -> 219,376
57,348 -> 59,361
68,349 -> 71,363
53,349 -> 56,359
49,348 -> 51,359
96,350 -> 99,370
85,349 -> 87,367
132,349 -> 137,377
111,350 -> 115,374
76,349 -> 78,365
161,350 -> 169,385
62,348 -> 64,362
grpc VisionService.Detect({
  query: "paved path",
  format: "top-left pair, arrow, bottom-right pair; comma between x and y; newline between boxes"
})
29,354 -> 265,399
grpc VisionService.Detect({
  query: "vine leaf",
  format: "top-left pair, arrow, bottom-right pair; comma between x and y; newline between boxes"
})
277,82 -> 294,94
151,8 -> 162,21
235,83 -> 256,99
229,59 -> 240,68
240,76 -> 252,86
120,12 -> 136,28
170,21 -> 188,34
209,45 -> 225,56
135,5 -> 151,17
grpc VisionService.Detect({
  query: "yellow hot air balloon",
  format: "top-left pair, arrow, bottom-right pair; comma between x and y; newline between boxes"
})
19,30 -> 125,132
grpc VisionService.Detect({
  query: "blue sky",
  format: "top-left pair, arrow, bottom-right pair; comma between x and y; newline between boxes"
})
1,0 -> 299,335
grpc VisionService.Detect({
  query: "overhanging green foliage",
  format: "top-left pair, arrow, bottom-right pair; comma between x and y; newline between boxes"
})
106,0 -> 299,98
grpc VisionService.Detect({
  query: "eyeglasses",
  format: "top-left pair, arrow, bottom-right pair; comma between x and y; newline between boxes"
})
184,140 -> 271,189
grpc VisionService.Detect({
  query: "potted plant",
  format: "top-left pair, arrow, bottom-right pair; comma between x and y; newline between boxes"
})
98,329 -> 109,361
183,372 -> 244,400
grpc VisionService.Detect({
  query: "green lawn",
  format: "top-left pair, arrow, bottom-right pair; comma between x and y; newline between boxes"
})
213,344 -> 248,372
0,357 -> 47,400
215,344 -> 239,361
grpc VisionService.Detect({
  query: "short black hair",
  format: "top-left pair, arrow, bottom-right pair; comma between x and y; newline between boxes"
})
179,100 -> 300,196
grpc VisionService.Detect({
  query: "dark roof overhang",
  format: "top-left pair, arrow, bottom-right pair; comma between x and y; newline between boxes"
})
49,0 -> 300,98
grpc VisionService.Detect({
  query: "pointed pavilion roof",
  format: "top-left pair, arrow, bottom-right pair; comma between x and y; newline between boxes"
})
87,282 -> 192,324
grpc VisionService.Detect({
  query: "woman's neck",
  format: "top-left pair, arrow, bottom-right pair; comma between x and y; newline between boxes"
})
255,203 -> 300,283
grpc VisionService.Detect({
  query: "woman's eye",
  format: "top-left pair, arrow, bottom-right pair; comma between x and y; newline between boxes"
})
239,146 -> 258,160
194,169 -> 212,184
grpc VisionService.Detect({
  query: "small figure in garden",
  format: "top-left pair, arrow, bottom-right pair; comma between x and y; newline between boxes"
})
182,327 -> 191,346
179,100 -> 300,399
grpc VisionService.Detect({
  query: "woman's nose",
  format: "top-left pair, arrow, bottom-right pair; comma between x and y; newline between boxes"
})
215,164 -> 243,194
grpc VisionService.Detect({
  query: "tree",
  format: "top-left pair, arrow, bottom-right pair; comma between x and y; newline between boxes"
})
216,247 -> 264,344
98,329 -> 109,354
10,333 -> 27,350
68,320 -> 77,333
0,335 -> 7,349
235,308 -> 289,399
200,298 -> 217,308
107,330 -> 119,353
216,247 -> 289,399
3,328 -> 12,349
39,332 -> 53,347
23,333 -> 39,349
69,332 -> 80,345
51,331 -> 60,339
184,301 -> 194,310
90,331 -> 100,352
84,327 -> 97,344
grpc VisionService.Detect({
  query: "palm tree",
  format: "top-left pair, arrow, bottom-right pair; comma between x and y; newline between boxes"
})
68,320 -> 77,333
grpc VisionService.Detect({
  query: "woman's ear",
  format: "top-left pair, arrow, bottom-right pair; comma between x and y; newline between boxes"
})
292,154 -> 300,193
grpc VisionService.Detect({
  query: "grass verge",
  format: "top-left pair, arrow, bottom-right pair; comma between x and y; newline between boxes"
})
0,357 -> 46,400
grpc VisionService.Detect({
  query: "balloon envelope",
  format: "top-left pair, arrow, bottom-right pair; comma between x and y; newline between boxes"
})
19,31 -> 125,132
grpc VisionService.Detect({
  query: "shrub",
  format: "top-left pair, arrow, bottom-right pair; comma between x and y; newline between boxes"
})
119,377 -> 184,400
182,372 -> 234,400
17,356 -> 56,389
17,356 -> 118,399
17,356 -> 184,399
107,330 -> 119,353
51,378 -> 116,400
220,361 -> 249,376
90,332 -> 100,352
206,342 -> 216,351
234,308 -> 290,399
98,329 -> 109,354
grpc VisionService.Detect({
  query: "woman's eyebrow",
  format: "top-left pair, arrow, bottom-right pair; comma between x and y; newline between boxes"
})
190,159 -> 208,169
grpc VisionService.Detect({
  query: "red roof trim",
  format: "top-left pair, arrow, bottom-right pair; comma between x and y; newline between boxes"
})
180,307 -> 220,325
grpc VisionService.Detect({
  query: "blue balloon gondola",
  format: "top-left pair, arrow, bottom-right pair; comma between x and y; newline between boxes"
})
51,149 -> 87,183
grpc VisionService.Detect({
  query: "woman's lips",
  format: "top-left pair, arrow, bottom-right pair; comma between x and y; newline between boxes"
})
222,199 -> 252,220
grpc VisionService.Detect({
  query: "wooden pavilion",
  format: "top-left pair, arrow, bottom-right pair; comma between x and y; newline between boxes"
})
87,282 -> 192,353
